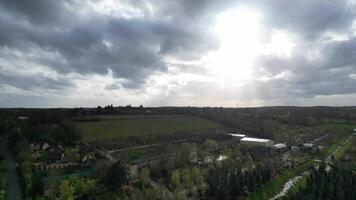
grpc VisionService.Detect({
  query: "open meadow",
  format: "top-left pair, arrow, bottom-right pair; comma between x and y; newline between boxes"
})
76,114 -> 223,142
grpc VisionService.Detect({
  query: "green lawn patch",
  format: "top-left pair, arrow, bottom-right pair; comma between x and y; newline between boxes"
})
76,115 -> 223,142
0,190 -> 4,200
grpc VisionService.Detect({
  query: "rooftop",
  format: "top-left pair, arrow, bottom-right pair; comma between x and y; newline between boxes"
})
241,137 -> 271,143
229,133 -> 246,138
216,155 -> 229,161
274,143 -> 287,148
302,143 -> 313,147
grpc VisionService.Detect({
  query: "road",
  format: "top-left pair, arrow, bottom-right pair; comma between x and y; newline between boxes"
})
4,145 -> 22,200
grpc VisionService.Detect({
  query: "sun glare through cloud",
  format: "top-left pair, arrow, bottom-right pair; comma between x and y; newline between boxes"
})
0,0 -> 356,107
209,7 -> 262,82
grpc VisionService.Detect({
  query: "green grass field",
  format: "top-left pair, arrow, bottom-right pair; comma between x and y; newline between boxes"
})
76,115 -> 223,142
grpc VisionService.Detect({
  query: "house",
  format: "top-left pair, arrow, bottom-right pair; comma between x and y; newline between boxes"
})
302,143 -> 313,148
301,143 -> 313,150
274,143 -> 287,149
30,144 -> 35,151
240,137 -> 274,147
228,133 -> 246,139
42,142 -> 50,150
216,155 -> 228,162
291,146 -> 300,152
81,153 -> 95,163
31,152 -> 41,161
17,116 -> 28,120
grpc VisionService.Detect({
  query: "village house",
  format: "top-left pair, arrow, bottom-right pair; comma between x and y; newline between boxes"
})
240,137 -> 274,147
228,133 -> 246,140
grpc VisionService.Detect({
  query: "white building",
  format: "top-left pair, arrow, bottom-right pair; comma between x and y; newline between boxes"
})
274,143 -> 287,149
42,142 -> 50,150
216,155 -> 228,162
302,143 -> 313,149
228,133 -> 246,139
240,137 -> 274,147
291,146 -> 300,152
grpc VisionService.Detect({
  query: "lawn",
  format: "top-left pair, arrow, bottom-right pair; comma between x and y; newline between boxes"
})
76,115 -> 223,142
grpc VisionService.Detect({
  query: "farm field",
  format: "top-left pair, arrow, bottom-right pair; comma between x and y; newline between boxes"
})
76,114 -> 223,141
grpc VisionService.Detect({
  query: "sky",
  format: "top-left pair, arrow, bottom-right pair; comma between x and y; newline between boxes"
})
1,0 -> 356,108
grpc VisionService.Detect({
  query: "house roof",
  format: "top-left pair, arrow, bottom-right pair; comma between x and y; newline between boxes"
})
241,137 -> 271,143
302,143 -> 313,147
229,133 -> 246,138
274,143 -> 287,148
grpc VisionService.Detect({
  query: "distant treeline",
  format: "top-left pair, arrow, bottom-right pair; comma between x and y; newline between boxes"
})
2,106 -> 356,142
67,105 -> 356,122
3,105 -> 356,121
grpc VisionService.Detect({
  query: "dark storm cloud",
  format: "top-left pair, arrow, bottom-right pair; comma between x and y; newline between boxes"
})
0,72 -> 73,91
0,0 -> 218,89
0,0 -> 75,26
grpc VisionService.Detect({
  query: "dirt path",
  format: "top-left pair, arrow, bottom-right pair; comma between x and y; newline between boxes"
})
108,139 -> 186,153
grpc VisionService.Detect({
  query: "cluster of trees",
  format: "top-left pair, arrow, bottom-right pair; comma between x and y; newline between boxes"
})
0,110 -> 86,200
285,164 -> 356,200
206,164 -> 272,199
31,173 -> 97,200
21,111 -> 81,145
0,145 -> 5,198
30,161 -> 130,200
70,104 -> 148,116
129,151 -> 274,200
0,109 -> 81,147
130,166 -> 205,200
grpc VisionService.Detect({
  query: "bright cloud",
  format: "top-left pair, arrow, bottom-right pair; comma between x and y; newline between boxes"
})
0,0 -> 356,107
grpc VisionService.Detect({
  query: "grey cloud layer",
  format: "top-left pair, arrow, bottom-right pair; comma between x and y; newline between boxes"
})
253,0 -> 356,40
0,0 -> 356,106
254,37 -> 356,99
0,0 -> 218,90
